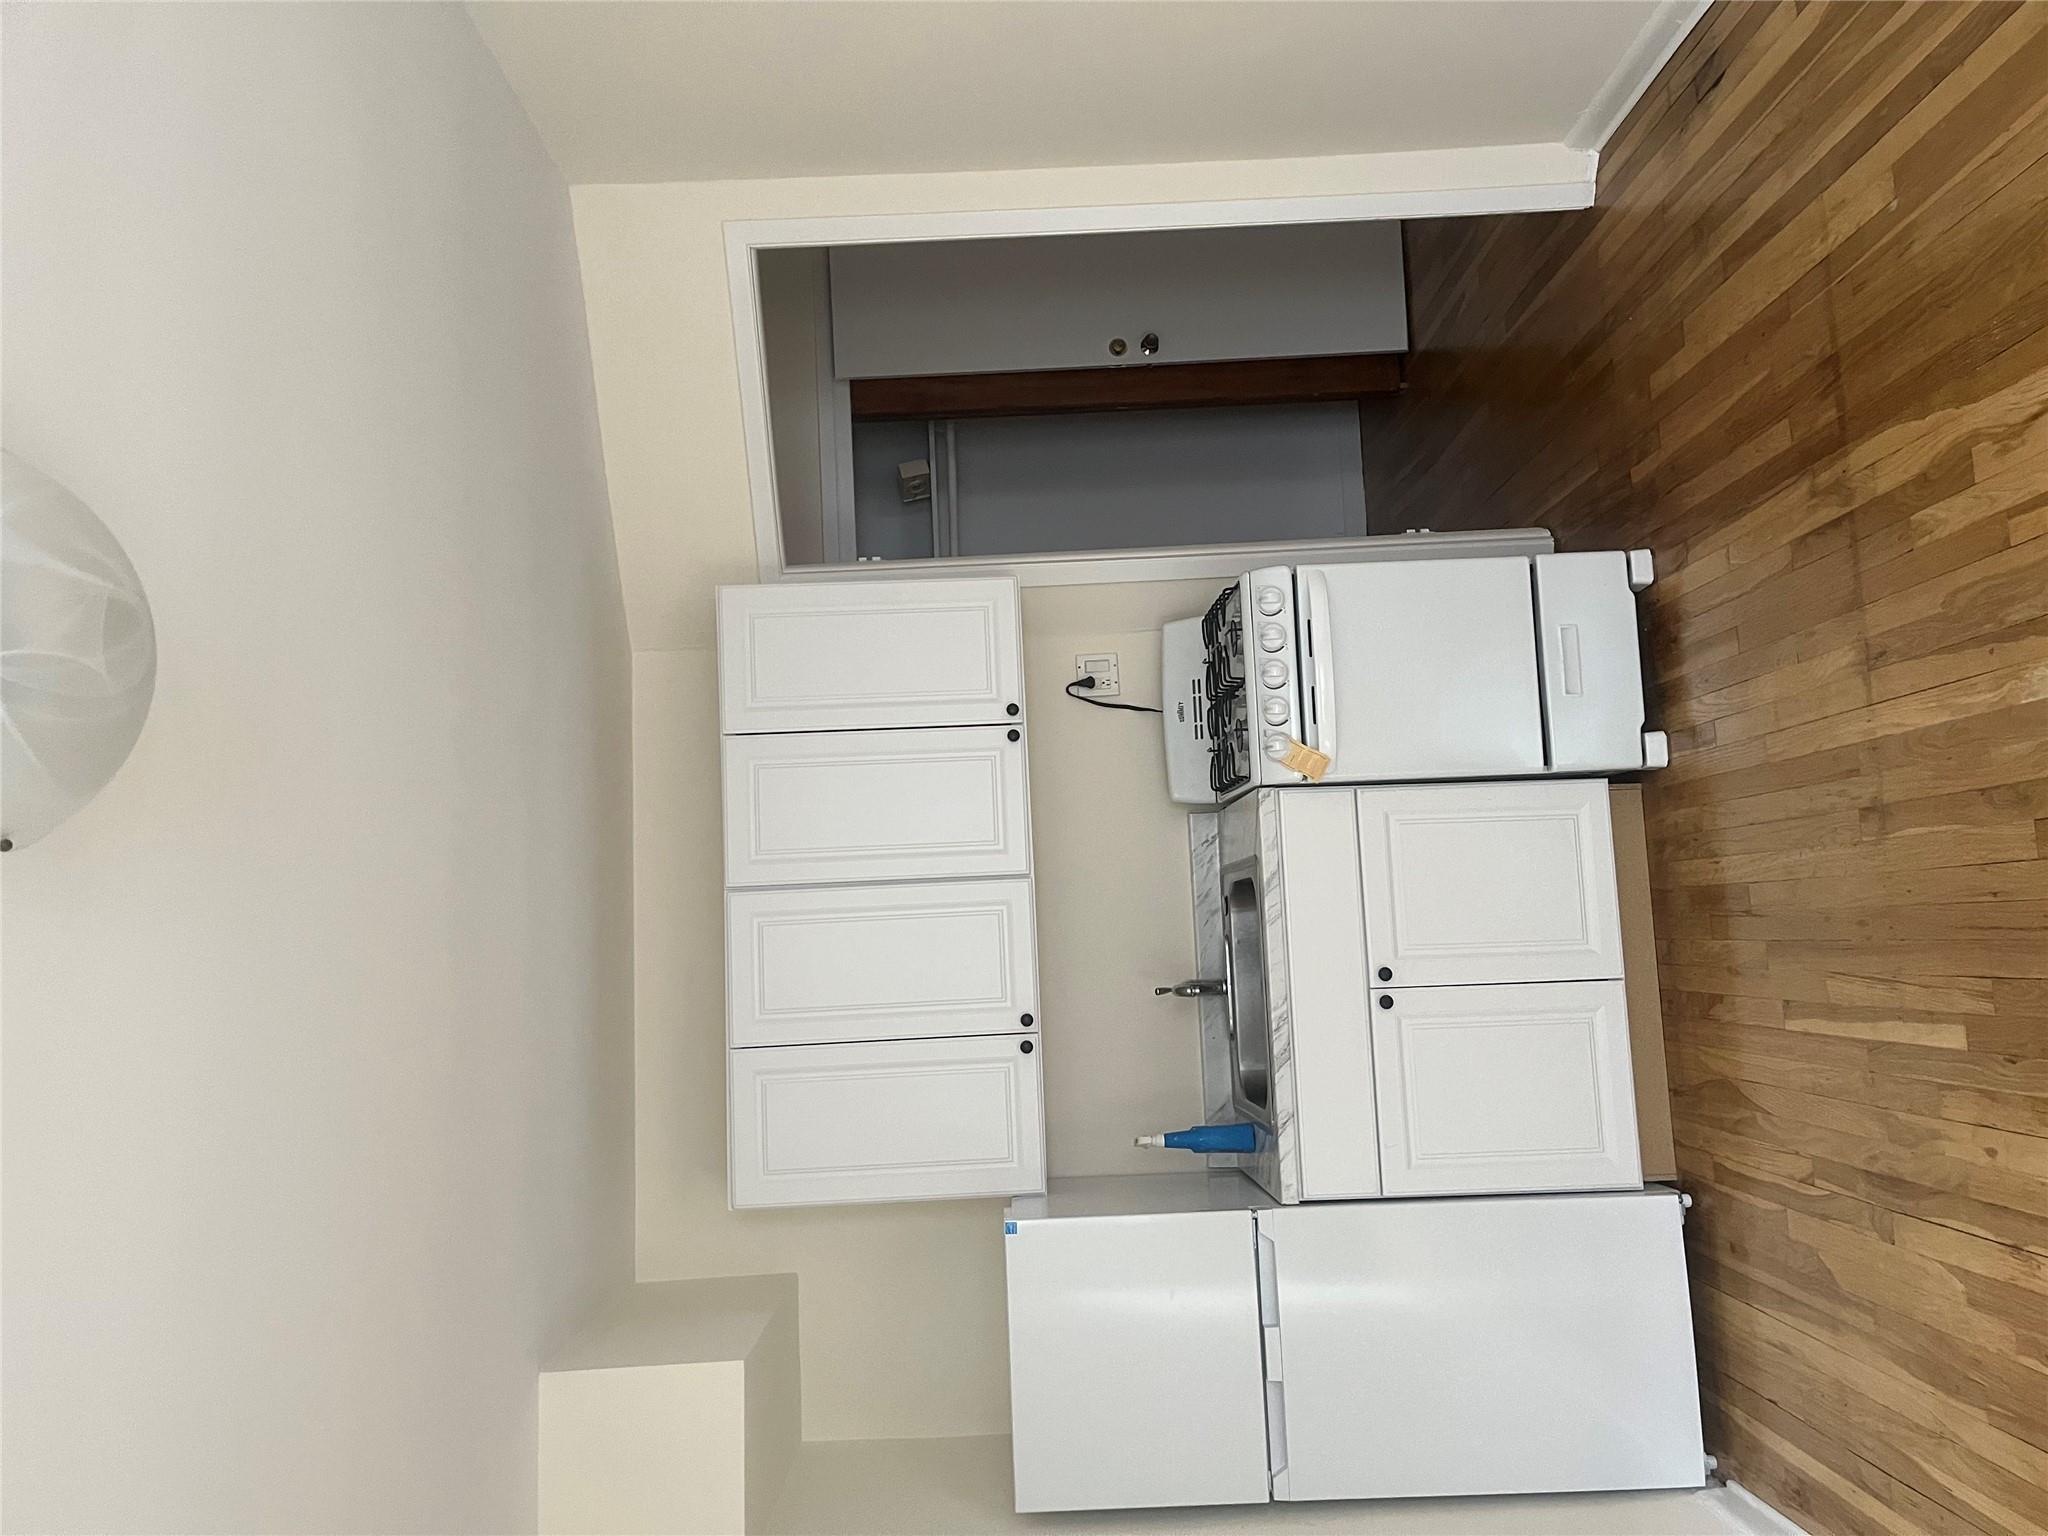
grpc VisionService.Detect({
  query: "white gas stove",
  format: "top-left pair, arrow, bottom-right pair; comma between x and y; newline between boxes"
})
1164,551 -> 1668,803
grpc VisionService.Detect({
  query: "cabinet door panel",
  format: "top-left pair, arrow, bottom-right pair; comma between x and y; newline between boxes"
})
723,726 -> 1031,887
1355,781 -> 1622,986
729,1036 -> 1044,1207
727,879 -> 1038,1047
830,222 -> 1407,379
718,577 -> 1021,733
1370,981 -> 1640,1196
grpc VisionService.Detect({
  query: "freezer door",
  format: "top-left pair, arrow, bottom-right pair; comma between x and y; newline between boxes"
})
1533,552 -> 1650,771
1005,1208 -> 1272,1512
1298,559 -> 1544,782
1258,1191 -> 1704,1501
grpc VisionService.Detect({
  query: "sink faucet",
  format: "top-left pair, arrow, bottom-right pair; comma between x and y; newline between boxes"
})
1156,979 -> 1226,998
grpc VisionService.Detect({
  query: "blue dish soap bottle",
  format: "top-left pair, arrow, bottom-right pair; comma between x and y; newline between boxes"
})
1134,1122 -> 1259,1154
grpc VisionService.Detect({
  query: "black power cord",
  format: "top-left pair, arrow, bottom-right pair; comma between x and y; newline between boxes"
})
1065,674 -> 1162,714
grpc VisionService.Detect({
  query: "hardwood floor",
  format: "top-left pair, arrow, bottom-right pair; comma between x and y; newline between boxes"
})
1362,4 -> 2048,1531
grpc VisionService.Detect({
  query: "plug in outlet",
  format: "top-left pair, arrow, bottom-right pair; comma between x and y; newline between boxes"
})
1074,652 -> 1121,697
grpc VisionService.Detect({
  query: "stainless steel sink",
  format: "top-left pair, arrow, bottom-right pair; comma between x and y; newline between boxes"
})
1222,869 -> 1271,1119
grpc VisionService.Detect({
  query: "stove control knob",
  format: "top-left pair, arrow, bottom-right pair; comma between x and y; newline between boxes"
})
1255,585 -> 1286,616
1258,660 -> 1288,690
1257,623 -> 1287,653
1263,733 -> 1291,760
1262,696 -> 1290,725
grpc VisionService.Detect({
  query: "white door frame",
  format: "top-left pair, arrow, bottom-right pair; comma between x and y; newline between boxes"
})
724,173 -> 1597,586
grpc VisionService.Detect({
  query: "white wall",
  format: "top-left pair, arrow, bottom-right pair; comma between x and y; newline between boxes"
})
1,6 -> 632,1532
568,146 -> 1580,1442
756,249 -> 831,567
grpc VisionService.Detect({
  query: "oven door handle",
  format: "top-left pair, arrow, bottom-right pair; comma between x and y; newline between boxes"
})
1303,568 -> 1337,763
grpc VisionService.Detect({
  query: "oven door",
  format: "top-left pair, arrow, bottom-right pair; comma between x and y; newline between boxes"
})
1298,558 -> 1545,781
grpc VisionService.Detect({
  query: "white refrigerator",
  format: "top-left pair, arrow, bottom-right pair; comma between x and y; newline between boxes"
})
1004,1175 -> 1705,1513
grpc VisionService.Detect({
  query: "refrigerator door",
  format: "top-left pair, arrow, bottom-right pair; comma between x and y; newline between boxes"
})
1005,1206 -> 1272,1512
1533,551 -> 1650,771
1259,1191 -> 1704,1501
1297,558 -> 1544,782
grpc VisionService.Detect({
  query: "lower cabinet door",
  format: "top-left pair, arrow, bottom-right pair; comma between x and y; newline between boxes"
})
1370,980 -> 1640,1196
1354,780 -> 1624,987
729,1036 -> 1045,1208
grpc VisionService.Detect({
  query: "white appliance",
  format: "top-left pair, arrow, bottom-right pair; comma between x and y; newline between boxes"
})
1204,781 -> 1641,1205
1004,1173 -> 1706,1513
1164,551 -> 1667,804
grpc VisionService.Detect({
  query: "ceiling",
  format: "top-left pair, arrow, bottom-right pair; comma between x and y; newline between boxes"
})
467,1 -> 1691,186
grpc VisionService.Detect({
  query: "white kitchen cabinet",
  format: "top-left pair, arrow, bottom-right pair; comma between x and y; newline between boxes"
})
1221,784 -> 1640,1207
729,1035 -> 1044,1208
829,222 -> 1407,380
722,724 -> 1031,888
726,879 -> 1038,1048
1354,780 -> 1623,987
1369,980 -> 1640,1197
1004,1176 -> 1273,1513
717,575 -> 1045,1210
716,576 -> 1022,734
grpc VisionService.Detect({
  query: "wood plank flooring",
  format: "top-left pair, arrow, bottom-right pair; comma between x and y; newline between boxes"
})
1360,4 -> 2048,1531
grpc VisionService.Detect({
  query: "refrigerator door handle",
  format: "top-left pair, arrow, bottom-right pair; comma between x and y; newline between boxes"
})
1301,569 -> 1337,762
1557,621 -> 1586,696
1266,1381 -> 1289,1486
1256,1225 -> 1289,1492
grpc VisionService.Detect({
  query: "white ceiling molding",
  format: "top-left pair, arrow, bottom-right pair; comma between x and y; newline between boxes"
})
1566,0 -> 1714,152
473,1 -> 1684,185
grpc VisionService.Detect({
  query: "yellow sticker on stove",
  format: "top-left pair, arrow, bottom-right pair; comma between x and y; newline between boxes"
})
1278,738 -> 1332,781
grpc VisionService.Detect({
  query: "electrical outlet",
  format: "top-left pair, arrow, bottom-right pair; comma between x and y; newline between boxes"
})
1074,652 -> 1121,697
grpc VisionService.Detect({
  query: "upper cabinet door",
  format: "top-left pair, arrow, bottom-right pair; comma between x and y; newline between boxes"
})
729,1034 -> 1045,1208
718,577 -> 1022,734
1370,980 -> 1641,1197
723,725 -> 1032,888
727,878 -> 1039,1048
829,222 -> 1407,379
1355,781 -> 1623,987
